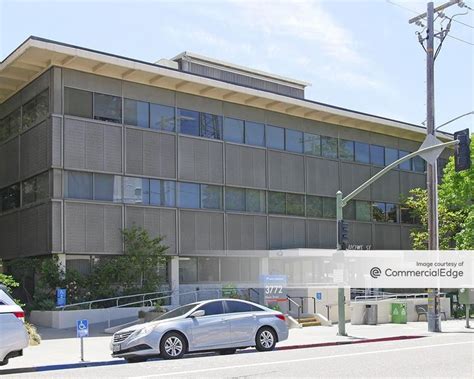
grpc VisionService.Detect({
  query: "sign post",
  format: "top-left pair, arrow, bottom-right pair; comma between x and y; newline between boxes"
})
76,319 -> 89,362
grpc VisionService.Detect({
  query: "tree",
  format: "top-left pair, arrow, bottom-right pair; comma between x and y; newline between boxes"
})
403,135 -> 474,249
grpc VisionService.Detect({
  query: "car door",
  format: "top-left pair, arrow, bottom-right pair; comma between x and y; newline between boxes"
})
225,300 -> 264,345
189,300 -> 230,350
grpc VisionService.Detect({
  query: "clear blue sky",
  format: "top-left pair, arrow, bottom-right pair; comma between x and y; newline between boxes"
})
1,0 -> 473,133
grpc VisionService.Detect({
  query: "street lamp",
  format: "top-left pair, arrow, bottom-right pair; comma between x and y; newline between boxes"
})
435,111 -> 474,131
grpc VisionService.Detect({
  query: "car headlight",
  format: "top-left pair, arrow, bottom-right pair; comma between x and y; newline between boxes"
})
132,326 -> 154,339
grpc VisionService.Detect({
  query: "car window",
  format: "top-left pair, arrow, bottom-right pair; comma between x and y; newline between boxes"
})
0,301 -> 5,305
154,303 -> 198,321
225,301 -> 263,313
197,301 -> 225,316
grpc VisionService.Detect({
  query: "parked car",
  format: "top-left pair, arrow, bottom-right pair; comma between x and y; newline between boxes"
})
111,298 -> 288,362
0,285 -> 29,366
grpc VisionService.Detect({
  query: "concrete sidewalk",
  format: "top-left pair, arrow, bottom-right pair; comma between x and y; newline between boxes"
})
2,320 -> 472,374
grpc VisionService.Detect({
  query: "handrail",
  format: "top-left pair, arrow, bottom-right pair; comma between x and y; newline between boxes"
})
354,292 -> 447,301
247,288 -> 260,300
287,295 -> 302,322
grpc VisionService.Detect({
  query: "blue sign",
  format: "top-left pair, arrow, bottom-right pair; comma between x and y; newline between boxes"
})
56,288 -> 67,307
316,292 -> 322,301
260,275 -> 287,300
76,319 -> 89,338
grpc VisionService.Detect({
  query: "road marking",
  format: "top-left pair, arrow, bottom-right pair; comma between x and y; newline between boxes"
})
134,341 -> 474,378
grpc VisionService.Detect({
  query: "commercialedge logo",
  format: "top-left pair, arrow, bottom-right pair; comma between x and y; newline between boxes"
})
370,267 -> 382,278
370,267 -> 464,279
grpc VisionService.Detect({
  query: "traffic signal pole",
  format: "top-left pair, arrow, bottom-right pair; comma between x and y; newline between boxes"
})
336,191 -> 346,336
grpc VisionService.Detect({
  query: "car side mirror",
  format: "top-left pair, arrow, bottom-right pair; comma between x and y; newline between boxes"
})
190,310 -> 205,318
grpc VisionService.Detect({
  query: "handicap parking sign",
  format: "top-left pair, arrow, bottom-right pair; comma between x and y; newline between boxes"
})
76,319 -> 89,338
316,292 -> 322,301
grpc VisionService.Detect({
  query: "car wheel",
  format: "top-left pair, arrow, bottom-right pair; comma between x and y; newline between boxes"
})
160,332 -> 186,360
125,357 -> 147,363
255,327 -> 277,352
218,348 -> 236,355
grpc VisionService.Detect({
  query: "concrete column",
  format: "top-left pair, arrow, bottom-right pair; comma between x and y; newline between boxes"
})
259,257 -> 269,276
56,253 -> 67,278
169,256 -> 180,307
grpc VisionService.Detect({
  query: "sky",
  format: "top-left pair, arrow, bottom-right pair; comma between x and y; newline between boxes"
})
1,0 -> 473,133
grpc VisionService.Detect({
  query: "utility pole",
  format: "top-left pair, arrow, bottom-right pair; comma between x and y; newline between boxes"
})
409,0 -> 464,333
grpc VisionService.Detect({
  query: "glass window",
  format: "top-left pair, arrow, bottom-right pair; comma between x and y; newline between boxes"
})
198,300 -> 225,316
386,203 -> 398,223
198,257 -> 219,282
321,136 -> 338,159
94,174 -> 122,202
150,180 -> 175,207
354,141 -> 370,164
124,99 -> 149,128
304,133 -> 320,156
370,145 -> 385,166
123,177 -> 149,204
65,88 -> 93,119
150,103 -> 175,131
385,148 -> 398,166
200,113 -> 222,139
372,202 -> 386,222
285,129 -> 303,153
246,189 -> 265,213
343,200 -> 356,220
178,108 -> 199,136
225,300 -> 261,313
22,172 -> 49,206
225,187 -> 245,211
66,172 -> 92,200
355,201 -> 371,222
286,193 -> 305,216
94,93 -> 121,123
266,125 -> 284,150
22,89 -> 49,130
268,191 -> 286,214
322,197 -> 336,218
179,257 -> 197,283
398,150 -> 412,170
201,184 -> 222,209
178,182 -> 200,208
401,207 -> 418,224
245,121 -> 265,147
0,109 -> 21,143
0,184 -> 20,212
223,118 -> 244,143
306,195 -> 322,218
339,139 -> 354,161
413,156 -> 426,173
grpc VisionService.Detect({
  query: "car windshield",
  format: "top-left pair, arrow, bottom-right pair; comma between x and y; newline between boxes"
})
154,303 -> 199,321
0,285 -> 15,303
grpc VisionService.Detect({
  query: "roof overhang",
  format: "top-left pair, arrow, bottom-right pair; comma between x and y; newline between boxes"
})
0,37 -> 452,142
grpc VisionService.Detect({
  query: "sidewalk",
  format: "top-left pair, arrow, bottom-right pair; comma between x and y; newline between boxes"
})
2,320 -> 472,374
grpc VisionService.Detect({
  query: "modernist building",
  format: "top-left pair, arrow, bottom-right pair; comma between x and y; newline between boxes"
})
0,37 -> 451,287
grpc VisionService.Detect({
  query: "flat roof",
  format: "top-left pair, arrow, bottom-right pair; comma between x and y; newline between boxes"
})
0,36 -> 452,142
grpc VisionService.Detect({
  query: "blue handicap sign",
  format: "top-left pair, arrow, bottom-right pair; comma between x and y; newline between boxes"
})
76,319 -> 89,338
56,288 -> 67,307
316,292 -> 322,301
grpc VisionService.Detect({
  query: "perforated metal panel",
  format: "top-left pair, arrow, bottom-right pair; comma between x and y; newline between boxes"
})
225,144 -> 266,189
306,157 -> 339,196
340,162 -> 371,200
0,212 -> 20,258
179,210 -> 224,254
269,217 -> 305,249
400,172 -> 426,196
268,151 -> 304,193
0,137 -> 19,188
226,214 -> 267,250
348,221 -> 372,247
20,204 -> 49,255
373,224 -> 401,249
20,120 -> 49,179
306,219 -> 336,249
371,168 -> 400,203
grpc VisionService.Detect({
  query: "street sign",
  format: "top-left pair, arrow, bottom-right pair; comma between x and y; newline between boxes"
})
56,288 -> 66,307
76,319 -> 89,338
316,292 -> 322,301
260,275 -> 287,301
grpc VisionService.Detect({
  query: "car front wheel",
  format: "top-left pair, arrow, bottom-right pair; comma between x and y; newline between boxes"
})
160,332 -> 186,360
255,327 -> 277,352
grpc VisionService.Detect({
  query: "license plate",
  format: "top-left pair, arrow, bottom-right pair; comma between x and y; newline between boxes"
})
113,344 -> 121,353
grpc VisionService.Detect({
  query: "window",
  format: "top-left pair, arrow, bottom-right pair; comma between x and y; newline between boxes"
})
178,108 -> 199,136
150,103 -> 175,131
201,184 -> 222,209
178,182 -> 200,208
197,301 -> 225,316
321,136 -> 338,159
286,193 -> 305,216
223,118 -> 244,143
385,148 -> 398,166
245,121 -> 265,147
401,207 -> 419,224
200,113 -> 222,139
225,300 -> 262,313
0,109 -> 21,143
413,156 -> 426,173
266,125 -> 284,150
66,172 -> 92,200
64,88 -> 93,119
306,195 -> 322,218
123,177 -> 149,204
225,187 -> 245,211
268,191 -> 286,214
246,189 -> 265,213
94,174 -> 122,202
370,145 -> 385,166
355,141 -> 370,164
124,99 -> 149,128
398,150 -> 412,170
343,200 -> 356,220
221,257 -> 240,281
304,133 -> 320,156
198,257 -> 219,282
22,172 -> 49,206
339,139 -> 354,161
372,203 -> 386,222
386,203 -> 398,223
150,180 -> 175,207
322,197 -> 336,218
0,184 -> 20,212
22,89 -> 49,130
355,201 -> 371,221
285,129 -> 303,153
94,93 -> 122,123
179,257 -> 197,283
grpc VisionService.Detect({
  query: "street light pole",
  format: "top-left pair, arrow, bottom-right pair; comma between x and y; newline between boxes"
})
336,191 -> 346,336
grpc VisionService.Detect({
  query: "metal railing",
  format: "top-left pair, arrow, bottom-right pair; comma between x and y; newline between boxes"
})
353,292 -> 447,302
287,295 -> 302,322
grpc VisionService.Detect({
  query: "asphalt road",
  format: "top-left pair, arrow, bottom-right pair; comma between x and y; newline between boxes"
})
6,333 -> 474,378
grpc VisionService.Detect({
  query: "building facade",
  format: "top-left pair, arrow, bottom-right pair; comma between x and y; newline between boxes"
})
0,37 -> 451,287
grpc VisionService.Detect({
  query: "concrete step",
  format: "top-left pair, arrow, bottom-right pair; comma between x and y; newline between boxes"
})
301,321 -> 321,327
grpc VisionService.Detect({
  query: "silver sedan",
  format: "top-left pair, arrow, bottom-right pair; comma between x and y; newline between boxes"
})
110,299 -> 288,362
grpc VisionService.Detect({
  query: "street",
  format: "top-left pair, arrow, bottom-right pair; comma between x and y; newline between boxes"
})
5,332 -> 473,378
